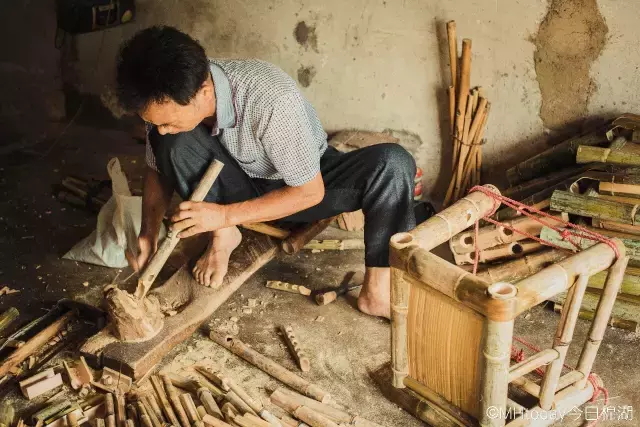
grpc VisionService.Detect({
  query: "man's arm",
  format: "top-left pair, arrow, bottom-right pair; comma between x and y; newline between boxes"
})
128,167 -> 173,270
170,173 -> 324,238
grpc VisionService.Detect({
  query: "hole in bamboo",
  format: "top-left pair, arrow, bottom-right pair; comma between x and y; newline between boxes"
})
391,233 -> 414,248
464,236 -> 474,246
502,228 -> 514,236
487,282 -> 517,300
466,211 -> 473,222
512,244 -> 523,255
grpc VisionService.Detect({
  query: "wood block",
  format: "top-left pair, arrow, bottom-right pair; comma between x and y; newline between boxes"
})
22,373 -> 63,399
80,231 -> 280,379
19,368 -> 55,391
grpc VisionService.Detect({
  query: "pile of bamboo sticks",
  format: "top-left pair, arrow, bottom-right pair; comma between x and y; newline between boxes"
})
443,21 -> 491,207
447,117 -> 640,333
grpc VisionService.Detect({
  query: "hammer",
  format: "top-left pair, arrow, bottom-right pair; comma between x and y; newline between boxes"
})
313,271 -> 362,306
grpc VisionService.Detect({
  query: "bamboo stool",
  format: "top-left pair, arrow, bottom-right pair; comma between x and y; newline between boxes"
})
388,185 -> 628,427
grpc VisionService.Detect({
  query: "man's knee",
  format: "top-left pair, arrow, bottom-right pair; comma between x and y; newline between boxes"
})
372,143 -> 416,178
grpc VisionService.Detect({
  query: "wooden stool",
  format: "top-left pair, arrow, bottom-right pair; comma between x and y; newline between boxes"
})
386,185 -> 628,427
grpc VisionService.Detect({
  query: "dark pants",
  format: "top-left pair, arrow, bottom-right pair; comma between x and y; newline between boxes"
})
149,125 -> 416,267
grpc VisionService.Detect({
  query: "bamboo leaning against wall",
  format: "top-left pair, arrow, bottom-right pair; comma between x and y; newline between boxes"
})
443,21 -> 491,207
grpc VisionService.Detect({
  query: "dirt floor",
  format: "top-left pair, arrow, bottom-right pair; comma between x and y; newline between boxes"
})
0,122 -> 639,426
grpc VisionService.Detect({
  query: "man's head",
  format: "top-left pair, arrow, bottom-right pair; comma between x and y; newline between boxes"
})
117,26 -> 214,135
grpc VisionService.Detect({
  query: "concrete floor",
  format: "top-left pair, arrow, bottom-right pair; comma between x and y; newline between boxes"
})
0,124 -> 639,426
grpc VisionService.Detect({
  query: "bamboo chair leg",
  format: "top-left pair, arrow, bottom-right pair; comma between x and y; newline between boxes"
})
481,319 -> 513,427
538,274 -> 590,410
391,267 -> 410,388
575,256 -> 629,388
481,283 -> 517,427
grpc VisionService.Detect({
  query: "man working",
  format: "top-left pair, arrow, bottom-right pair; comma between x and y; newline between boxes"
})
117,26 -> 416,318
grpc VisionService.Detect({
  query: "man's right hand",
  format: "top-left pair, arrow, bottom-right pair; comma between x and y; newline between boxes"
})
126,235 -> 157,272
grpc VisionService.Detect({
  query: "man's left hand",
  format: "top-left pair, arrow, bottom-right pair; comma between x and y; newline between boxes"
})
170,201 -> 227,238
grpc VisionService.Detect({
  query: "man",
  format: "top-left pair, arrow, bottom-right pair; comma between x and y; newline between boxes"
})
117,26 -> 416,318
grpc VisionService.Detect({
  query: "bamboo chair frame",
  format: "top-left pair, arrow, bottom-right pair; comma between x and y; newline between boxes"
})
389,185 -> 628,427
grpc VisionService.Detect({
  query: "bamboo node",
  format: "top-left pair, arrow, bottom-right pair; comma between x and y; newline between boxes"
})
434,214 -> 454,237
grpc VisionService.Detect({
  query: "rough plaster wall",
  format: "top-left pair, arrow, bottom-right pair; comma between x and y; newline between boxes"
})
9,0 -> 640,198
69,0 -> 549,197
588,0 -> 640,117
534,0 -> 608,130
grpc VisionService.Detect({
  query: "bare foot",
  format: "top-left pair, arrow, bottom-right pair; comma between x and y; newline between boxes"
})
192,226 -> 242,288
357,267 -> 391,319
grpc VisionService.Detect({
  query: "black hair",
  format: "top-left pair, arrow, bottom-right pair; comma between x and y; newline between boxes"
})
116,26 -> 209,113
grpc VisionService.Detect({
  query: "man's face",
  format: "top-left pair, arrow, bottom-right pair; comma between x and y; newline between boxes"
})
141,98 -> 204,135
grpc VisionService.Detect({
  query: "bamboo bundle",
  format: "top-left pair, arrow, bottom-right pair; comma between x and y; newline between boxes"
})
442,21 -> 490,207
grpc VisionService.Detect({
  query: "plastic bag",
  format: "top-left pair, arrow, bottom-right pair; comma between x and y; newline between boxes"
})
63,158 -> 165,268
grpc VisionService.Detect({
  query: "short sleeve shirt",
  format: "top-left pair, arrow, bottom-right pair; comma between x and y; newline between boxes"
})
146,59 -> 328,187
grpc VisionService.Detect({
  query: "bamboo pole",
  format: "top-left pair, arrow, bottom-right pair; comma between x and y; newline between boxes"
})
540,226 -> 640,262
506,129 -> 607,186
454,39 -> 472,162
508,349 -> 559,383
550,190 -> 640,225
448,86 -> 456,145
270,391 -> 339,427
480,314 -> 514,427
538,274 -> 589,410
474,248 -> 569,284
446,21 -> 457,93
514,240 -> 623,316
592,218 -> 640,236
553,302 -> 637,333
208,333 -> 330,402
450,213 -> 564,255
455,98 -> 488,200
576,141 -> 640,166
599,181 -> 640,198
404,184 -> 500,251
575,256 -> 629,388
390,268 -> 409,388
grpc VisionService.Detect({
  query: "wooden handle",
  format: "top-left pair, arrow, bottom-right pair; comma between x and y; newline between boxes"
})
135,160 -> 225,299
282,217 -> 335,255
315,291 -> 337,306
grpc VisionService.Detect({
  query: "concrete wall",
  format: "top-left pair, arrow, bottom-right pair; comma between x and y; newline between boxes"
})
4,0 -> 640,197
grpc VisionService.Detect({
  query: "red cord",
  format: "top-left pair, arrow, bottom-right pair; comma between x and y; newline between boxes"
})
468,186 -> 621,275
465,186 -> 614,425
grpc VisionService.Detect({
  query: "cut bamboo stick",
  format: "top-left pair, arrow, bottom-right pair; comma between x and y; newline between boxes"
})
0,311 -> 73,377
197,387 -> 223,420
576,141 -> 640,166
599,181 -> 640,198
150,376 -> 180,427
208,333 -> 330,402
450,213 -> 564,255
160,374 -> 191,427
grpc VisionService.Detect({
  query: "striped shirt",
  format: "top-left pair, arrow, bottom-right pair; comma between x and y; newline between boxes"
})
146,59 -> 328,186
